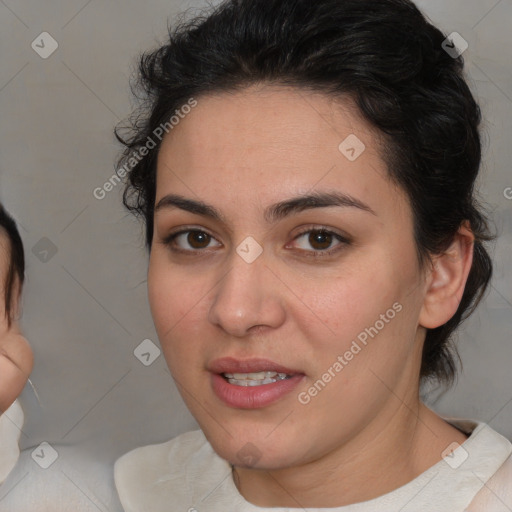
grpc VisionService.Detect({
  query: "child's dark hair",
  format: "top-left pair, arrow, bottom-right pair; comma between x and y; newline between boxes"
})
0,203 -> 25,329
115,0 -> 494,387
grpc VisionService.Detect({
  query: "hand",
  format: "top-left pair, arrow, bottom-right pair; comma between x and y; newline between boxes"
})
0,320 -> 33,414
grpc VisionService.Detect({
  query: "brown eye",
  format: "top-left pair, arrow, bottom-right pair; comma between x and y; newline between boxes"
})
308,230 -> 333,250
187,231 -> 211,249
163,229 -> 222,252
290,227 -> 350,257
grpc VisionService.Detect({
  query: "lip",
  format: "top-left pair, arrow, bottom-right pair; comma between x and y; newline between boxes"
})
208,357 -> 302,375
209,357 -> 305,409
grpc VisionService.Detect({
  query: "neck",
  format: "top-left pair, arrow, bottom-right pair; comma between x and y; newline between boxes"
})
232,399 -> 468,508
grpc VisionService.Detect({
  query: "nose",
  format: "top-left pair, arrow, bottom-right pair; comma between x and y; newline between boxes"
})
207,248 -> 286,338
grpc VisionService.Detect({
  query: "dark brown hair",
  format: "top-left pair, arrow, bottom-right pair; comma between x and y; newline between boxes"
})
116,0 -> 494,387
0,203 -> 25,328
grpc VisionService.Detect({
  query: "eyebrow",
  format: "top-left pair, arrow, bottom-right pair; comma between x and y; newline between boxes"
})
154,191 -> 377,223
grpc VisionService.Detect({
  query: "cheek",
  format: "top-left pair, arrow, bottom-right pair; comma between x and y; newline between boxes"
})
291,260 -> 397,341
290,256 -> 418,387
147,255 -> 210,363
148,253 -> 194,327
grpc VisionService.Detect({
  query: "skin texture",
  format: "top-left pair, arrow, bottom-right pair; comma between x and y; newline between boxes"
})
0,231 -> 33,414
147,84 -> 474,507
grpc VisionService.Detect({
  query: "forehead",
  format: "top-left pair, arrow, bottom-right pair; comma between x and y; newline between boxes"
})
154,85 -> 407,221
159,85 -> 378,165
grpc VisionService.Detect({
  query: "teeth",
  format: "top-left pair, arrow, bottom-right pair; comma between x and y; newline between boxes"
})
233,371 -> 277,380
222,371 -> 292,386
223,371 -> 288,379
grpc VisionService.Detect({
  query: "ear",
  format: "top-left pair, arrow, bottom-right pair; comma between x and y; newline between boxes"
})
418,221 -> 475,329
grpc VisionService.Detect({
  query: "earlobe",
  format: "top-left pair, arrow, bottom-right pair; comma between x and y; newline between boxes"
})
418,221 -> 475,329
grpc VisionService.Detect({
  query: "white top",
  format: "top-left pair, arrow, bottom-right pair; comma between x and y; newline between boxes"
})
115,418 -> 512,511
0,443 -> 125,512
0,400 -> 23,484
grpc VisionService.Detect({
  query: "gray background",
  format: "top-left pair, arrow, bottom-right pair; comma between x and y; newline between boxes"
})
0,0 -> 511,510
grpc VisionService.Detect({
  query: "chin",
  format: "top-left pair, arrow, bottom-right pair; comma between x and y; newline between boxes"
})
201,420 -> 303,470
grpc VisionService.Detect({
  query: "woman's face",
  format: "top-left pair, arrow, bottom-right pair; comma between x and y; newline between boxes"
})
148,85 -> 431,469
0,231 -> 33,413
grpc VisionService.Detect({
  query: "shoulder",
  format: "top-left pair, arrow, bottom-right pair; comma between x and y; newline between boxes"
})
447,419 -> 512,511
465,453 -> 512,510
114,429 -> 210,487
115,429 -> 231,511
115,429 -> 207,475
0,400 -> 23,484
0,442 -> 123,512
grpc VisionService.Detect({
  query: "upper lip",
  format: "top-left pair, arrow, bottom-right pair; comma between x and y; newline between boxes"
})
209,357 -> 303,375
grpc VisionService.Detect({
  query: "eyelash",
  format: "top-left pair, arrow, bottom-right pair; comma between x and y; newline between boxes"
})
161,226 -> 351,258
291,227 -> 350,258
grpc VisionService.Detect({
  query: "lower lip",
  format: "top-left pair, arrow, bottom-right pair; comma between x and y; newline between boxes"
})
211,373 -> 305,409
